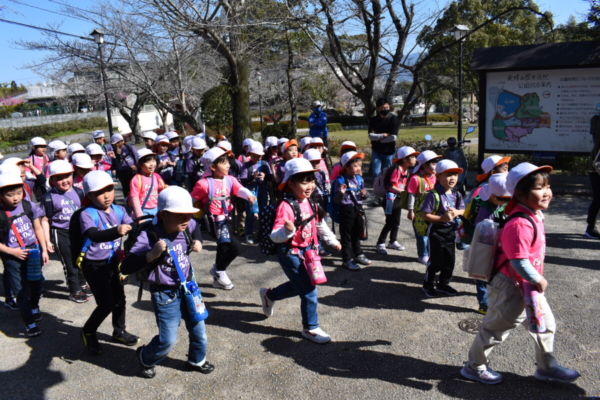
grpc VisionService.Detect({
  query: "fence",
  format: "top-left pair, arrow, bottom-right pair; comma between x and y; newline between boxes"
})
0,111 -> 106,129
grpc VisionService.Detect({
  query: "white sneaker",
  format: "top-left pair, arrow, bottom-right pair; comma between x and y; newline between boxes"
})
259,288 -> 274,317
375,244 -> 388,254
387,241 -> 405,251
301,327 -> 331,344
417,256 -> 429,265
210,266 -> 234,290
246,235 -> 254,245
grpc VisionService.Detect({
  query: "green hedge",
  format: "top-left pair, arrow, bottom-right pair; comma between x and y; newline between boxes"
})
298,114 -> 368,126
409,114 -> 458,123
327,123 -> 342,132
280,120 -> 309,129
0,117 -> 107,143
261,124 -> 295,141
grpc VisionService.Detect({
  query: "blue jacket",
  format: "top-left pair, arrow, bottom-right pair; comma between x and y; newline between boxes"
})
308,111 -> 328,138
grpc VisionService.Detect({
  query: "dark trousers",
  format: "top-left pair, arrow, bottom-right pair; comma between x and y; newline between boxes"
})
339,206 -> 363,262
215,226 -> 241,271
587,172 -> 600,229
51,228 -> 86,295
116,169 -> 134,199
377,197 -> 402,244
424,224 -> 456,286
82,258 -> 126,334
2,256 -> 42,325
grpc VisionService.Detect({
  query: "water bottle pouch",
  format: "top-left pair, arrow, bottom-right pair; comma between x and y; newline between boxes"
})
303,249 -> 327,285
25,244 -> 42,281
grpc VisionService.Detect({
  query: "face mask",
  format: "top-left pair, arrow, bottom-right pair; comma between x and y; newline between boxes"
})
380,109 -> 390,116
316,107 -> 322,112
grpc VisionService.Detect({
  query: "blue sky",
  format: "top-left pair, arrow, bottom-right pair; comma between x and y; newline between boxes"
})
0,0 -> 594,86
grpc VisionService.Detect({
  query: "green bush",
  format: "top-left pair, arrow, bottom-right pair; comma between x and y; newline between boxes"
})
0,117 -> 107,143
327,123 -> 342,132
261,124 -> 294,141
409,114 -> 458,123
251,121 -> 263,133
280,120 -> 309,129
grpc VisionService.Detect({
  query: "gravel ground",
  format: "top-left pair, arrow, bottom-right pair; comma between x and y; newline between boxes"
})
0,192 -> 598,400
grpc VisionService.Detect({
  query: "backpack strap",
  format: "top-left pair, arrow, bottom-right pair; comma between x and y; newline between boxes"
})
504,212 -> 538,245
73,186 -> 84,200
81,205 -> 124,261
42,191 -> 54,221
282,198 -> 318,247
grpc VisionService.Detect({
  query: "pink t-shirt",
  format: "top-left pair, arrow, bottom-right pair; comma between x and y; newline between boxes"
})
129,173 -> 166,218
73,174 -> 84,190
407,173 -> 436,195
496,204 -> 546,282
318,159 -> 330,184
273,198 -> 318,250
191,176 -> 244,216
26,154 -> 49,173
388,166 -> 409,193
330,163 -> 342,181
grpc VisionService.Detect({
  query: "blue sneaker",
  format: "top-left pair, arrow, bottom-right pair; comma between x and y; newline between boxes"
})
534,366 -> 580,383
460,363 -> 503,384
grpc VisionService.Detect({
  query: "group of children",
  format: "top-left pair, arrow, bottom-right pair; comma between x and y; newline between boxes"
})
0,128 -> 580,384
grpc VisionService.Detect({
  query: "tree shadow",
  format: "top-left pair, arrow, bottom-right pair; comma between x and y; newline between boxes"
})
545,232 -> 600,252
261,337 -> 587,398
544,255 -> 599,272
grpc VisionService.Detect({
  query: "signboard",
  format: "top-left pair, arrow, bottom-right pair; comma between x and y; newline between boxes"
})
484,68 -> 599,153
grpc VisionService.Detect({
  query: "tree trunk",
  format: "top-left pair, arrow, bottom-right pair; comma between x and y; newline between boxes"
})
286,31 -> 297,138
229,58 -> 251,155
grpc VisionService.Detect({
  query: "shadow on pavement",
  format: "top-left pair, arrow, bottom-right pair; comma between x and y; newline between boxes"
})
262,337 -> 587,397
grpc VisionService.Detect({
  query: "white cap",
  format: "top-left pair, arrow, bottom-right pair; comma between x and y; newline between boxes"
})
155,135 -> 169,145
243,138 -> 254,147
191,137 -> 207,150
165,131 -> 179,140
83,170 -> 114,194
394,146 -> 419,160
277,138 -> 288,145
217,141 -> 232,152
48,160 -> 74,177
300,137 -> 312,150
0,164 -> 22,176
48,140 -> 68,152
67,143 -> 85,156
111,134 -> 124,144
479,173 -> 511,201
142,131 -> 157,140
2,157 -> 26,168
138,148 -> 157,159
309,137 -> 324,147
92,130 -> 105,139
278,158 -> 319,191
341,151 -> 364,167
71,153 -> 94,169
248,141 -> 264,156
506,162 -> 552,195
476,155 -> 512,182
155,186 -> 199,216
413,150 -> 442,174
30,137 -> 47,146
278,138 -> 289,153
340,141 -> 357,151
435,159 -> 463,175
0,173 -> 23,189
265,136 -> 278,148
86,143 -> 105,156
183,136 -> 195,153
196,132 -> 207,140
201,147 -> 227,164
303,149 -> 323,162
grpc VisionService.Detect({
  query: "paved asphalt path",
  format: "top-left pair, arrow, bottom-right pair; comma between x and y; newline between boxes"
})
0,188 -> 598,399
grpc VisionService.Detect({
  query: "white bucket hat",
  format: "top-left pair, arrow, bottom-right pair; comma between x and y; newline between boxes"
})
111,133 -> 124,144
243,138 -> 254,148
340,151 -> 364,168
435,159 -> 463,175
48,160 -> 74,178
393,146 -> 420,163
86,143 -> 105,156
265,136 -> 278,148
506,162 -> 552,196
217,141 -> 232,153
202,147 -> 227,164
138,148 -> 157,160
303,149 -> 323,162
248,141 -> 264,156
155,135 -> 169,145
191,138 -> 207,150
278,158 -> 319,191
413,150 -> 442,174
165,131 -> 179,140
183,136 -> 195,153
92,130 -> 105,139
2,157 -> 26,168
308,137 -> 324,148
196,132 -> 207,140
479,173 -> 511,201
67,143 -> 85,157
299,137 -> 312,151
0,173 -> 24,189
48,140 -> 68,152
277,138 -> 289,145
71,153 -> 94,169
30,137 -> 47,146
340,141 -> 357,151
83,170 -> 115,195
142,131 -> 157,140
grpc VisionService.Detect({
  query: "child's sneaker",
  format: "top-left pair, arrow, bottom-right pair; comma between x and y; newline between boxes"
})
81,284 -> 93,297
584,227 -> 600,239
422,283 -> 438,298
460,363 -> 503,384
210,266 -> 234,290
417,256 -> 429,265
387,241 -> 405,251
81,330 -> 102,355
259,288 -> 274,317
136,346 -> 156,379
31,307 -> 42,322
343,260 -> 361,271
26,323 -> 41,337
246,235 -> 254,245
534,365 -> 580,383
354,254 -> 372,265
375,243 -> 388,254
319,248 -> 332,257
69,291 -> 89,303
3,297 -> 17,311
477,305 -> 488,315
437,284 -> 458,296
113,330 -> 140,346
186,360 -> 215,374
301,327 -> 331,344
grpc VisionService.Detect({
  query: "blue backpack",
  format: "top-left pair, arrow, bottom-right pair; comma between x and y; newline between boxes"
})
326,175 -> 363,224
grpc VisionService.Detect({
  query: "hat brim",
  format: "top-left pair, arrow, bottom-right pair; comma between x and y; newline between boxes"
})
0,181 -> 24,190
277,167 -> 320,191
85,182 -> 114,195
476,156 -> 513,182
438,167 -> 464,175
413,154 -> 442,174
308,142 -> 324,148
249,151 -> 265,156
74,163 -> 94,169
393,151 -> 420,164
139,152 -> 157,158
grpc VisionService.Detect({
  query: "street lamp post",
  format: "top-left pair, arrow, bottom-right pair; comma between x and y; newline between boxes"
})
257,71 -> 264,133
451,25 -> 470,142
90,29 -> 113,136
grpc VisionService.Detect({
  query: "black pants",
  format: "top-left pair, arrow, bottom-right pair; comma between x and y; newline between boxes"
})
339,206 -> 363,262
116,169 -> 134,199
215,225 -> 241,271
424,224 -> 456,286
587,172 -> 600,229
51,228 -> 86,295
377,197 -> 402,244
82,258 -> 126,334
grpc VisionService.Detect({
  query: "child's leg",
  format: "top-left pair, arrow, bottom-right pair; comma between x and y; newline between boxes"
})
13,259 -> 35,325
377,211 -> 394,244
82,260 -> 119,333
476,280 -> 488,308
424,225 -> 445,285
234,197 -> 245,233
388,206 -> 402,243
412,223 -> 429,258
338,206 -> 355,262
215,229 -> 241,271
141,287 -> 181,366
244,199 -> 254,236
437,227 -> 456,286
109,266 -> 127,333
351,212 -> 363,257
2,260 -> 17,299
53,228 -> 86,295
182,307 -> 209,366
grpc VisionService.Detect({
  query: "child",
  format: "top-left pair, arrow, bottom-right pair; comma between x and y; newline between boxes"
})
238,138 -> 254,164
120,186 -> 214,378
240,142 -> 272,244
375,146 -> 419,255
471,172 -> 510,314
92,130 -> 115,166
155,135 -> 176,185
85,144 -> 112,172
2,157 -> 46,203
67,143 -> 85,162
78,170 -> 138,354
304,149 -> 332,257
129,149 -> 167,219
263,136 -> 282,176
407,150 -> 442,264
475,155 -> 511,189
274,140 -> 299,185
0,172 -> 49,336
420,160 -> 465,297
26,137 -> 49,174
307,138 -> 330,188
71,153 -> 93,190
259,158 -> 341,343
217,141 -> 245,235
461,163 -> 580,385
332,151 -> 370,270
166,131 -> 181,159
191,147 -> 255,290
330,141 -> 357,181
40,160 -> 89,303
299,137 -> 312,154
184,137 -> 207,190
47,140 -> 68,162
110,134 -> 139,199
142,131 -> 157,150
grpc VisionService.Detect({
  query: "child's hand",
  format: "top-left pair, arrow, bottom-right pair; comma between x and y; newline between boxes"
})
12,248 -> 29,260
447,207 -> 457,220
248,195 -> 256,204
332,242 -> 342,251
148,240 -> 167,261
46,241 -> 54,253
440,212 -> 452,222
107,151 -> 115,158
117,224 -> 132,236
407,210 -> 415,221
283,219 -> 295,232
536,277 -> 548,293
192,240 -> 202,253
339,184 -> 347,193
42,251 -> 49,266
360,189 -> 368,197
257,172 -> 265,181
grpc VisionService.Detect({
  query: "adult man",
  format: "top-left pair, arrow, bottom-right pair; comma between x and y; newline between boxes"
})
369,97 -> 399,180
586,106 -> 600,239
308,101 -> 328,140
